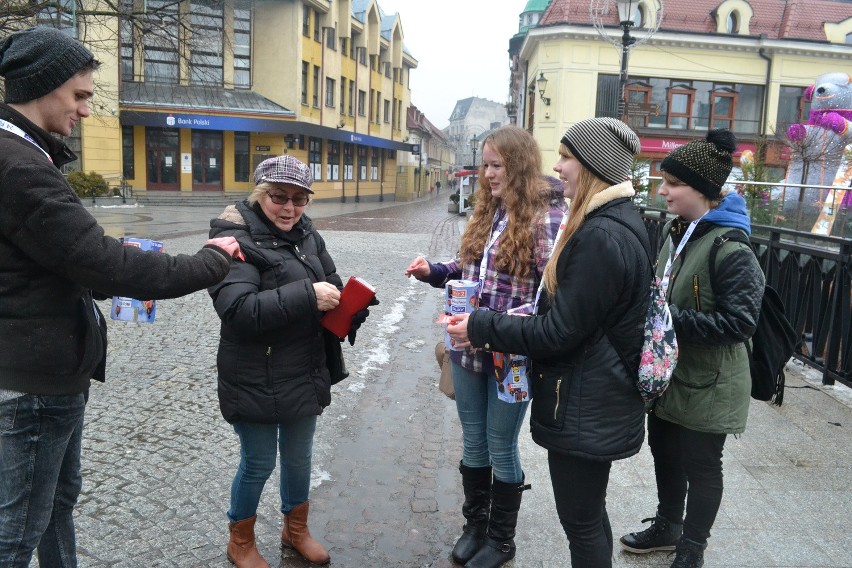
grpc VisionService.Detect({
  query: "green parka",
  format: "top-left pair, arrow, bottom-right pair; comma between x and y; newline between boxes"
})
652,218 -> 764,434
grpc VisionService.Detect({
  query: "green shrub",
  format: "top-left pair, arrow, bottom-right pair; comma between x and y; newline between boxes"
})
67,171 -> 109,199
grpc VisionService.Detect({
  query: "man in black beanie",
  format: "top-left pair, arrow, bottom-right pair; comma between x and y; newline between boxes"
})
0,27 -> 244,566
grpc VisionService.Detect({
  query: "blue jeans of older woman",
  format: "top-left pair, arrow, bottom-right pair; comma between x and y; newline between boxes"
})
0,393 -> 85,568
228,416 -> 317,522
451,362 -> 529,483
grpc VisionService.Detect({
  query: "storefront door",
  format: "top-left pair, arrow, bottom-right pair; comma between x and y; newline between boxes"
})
192,130 -> 223,191
145,127 -> 180,191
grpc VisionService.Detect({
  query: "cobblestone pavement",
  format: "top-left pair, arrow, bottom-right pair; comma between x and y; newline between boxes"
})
34,197 -> 852,566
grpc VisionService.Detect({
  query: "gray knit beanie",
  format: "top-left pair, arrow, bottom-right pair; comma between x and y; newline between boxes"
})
660,129 -> 737,200
0,27 -> 95,103
560,118 -> 640,186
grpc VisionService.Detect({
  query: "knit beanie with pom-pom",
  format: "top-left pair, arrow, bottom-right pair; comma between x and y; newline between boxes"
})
660,129 -> 737,200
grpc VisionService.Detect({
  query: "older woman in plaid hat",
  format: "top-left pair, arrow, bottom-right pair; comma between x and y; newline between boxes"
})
208,155 -> 376,567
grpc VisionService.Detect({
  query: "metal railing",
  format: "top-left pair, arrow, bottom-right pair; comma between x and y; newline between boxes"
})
637,206 -> 851,389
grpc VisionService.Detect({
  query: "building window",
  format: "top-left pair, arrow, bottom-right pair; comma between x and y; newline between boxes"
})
384,62 -> 391,78
327,140 -> 340,181
325,77 -> 335,107
122,125 -> 135,180
666,85 -> 695,129
303,5 -> 310,37
143,0 -> 180,84
375,90 -> 381,124
189,0 -> 224,86
358,47 -> 366,66
313,10 -> 321,42
343,143 -> 354,180
383,99 -> 390,123
308,137 -> 322,180
371,148 -> 379,180
301,62 -> 309,105
340,77 -> 346,115
358,145 -> 367,180
777,85 -> 812,133
326,26 -> 336,50
369,54 -> 376,71
119,0 -> 134,81
341,37 -> 349,57
234,132 -> 249,182
348,81 -> 355,116
710,87 -> 737,130
312,65 -> 320,107
233,0 -> 251,88
726,11 -> 739,33
37,0 -> 75,31
626,82 -> 653,129
631,4 -> 646,27
358,90 -> 366,116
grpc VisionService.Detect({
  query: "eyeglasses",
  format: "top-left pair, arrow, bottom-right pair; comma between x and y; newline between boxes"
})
265,192 -> 309,206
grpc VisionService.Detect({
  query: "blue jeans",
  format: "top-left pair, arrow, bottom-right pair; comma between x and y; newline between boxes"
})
228,417 -> 317,522
0,393 -> 86,568
452,361 -> 529,483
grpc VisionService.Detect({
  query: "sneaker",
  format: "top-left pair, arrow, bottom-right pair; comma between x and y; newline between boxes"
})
620,515 -> 683,554
669,537 -> 706,568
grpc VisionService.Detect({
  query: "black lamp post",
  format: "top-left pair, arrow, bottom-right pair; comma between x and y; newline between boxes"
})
469,135 -> 479,208
616,0 -> 639,122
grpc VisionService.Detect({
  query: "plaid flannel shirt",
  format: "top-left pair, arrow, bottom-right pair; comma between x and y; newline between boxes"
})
432,199 -> 568,372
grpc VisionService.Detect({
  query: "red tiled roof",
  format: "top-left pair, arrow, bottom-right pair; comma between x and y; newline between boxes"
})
540,0 -> 852,42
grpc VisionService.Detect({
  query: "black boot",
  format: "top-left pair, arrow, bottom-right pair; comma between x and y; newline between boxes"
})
464,476 -> 530,568
670,537 -> 706,568
452,462 -> 492,564
620,514 -> 683,553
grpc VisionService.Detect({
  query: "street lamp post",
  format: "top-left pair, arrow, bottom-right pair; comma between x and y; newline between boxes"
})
591,0 -> 663,122
616,0 -> 637,122
468,135 -> 479,211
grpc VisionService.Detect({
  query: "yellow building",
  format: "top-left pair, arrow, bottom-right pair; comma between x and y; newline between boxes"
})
15,0 -> 418,202
513,0 -> 852,177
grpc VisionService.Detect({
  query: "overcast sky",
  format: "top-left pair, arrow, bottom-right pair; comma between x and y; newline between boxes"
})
376,0 -> 524,129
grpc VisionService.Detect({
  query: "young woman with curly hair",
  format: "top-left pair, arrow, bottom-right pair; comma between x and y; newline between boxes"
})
405,126 -> 567,568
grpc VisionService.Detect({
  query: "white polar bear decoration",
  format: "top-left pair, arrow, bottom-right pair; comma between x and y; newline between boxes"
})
783,72 -> 852,234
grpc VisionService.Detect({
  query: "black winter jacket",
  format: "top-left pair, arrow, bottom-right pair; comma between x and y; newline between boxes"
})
468,184 -> 653,461
208,201 -> 343,424
0,104 -> 232,395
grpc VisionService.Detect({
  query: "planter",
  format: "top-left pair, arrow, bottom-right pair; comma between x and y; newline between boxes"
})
448,202 -> 460,214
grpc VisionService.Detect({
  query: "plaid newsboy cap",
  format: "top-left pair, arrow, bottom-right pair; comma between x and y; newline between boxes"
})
254,155 -> 314,193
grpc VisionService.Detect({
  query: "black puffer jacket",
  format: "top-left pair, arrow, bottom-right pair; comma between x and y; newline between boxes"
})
468,184 -> 653,461
208,201 -> 343,424
0,103 -> 232,395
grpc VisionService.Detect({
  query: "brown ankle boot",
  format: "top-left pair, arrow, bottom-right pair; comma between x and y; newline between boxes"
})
281,501 -> 330,565
227,515 -> 270,568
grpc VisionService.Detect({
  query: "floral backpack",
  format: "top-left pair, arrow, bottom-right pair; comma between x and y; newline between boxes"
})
602,216 -> 678,402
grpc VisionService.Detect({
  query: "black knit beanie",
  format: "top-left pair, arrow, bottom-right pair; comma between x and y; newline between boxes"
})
660,129 -> 737,200
0,27 -> 95,103
560,117 -> 641,186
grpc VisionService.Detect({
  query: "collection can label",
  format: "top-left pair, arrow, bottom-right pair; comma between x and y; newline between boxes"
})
110,238 -> 163,323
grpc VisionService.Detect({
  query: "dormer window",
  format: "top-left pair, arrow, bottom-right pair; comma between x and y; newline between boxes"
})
714,0 -> 752,34
632,4 -> 646,28
727,11 -> 739,33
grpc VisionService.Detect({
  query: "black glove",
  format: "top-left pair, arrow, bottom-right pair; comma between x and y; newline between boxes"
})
346,297 -> 380,346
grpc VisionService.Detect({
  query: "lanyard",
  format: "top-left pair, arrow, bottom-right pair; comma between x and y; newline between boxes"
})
0,118 -> 52,163
661,213 -> 706,292
477,209 -> 508,298
530,210 -> 569,315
